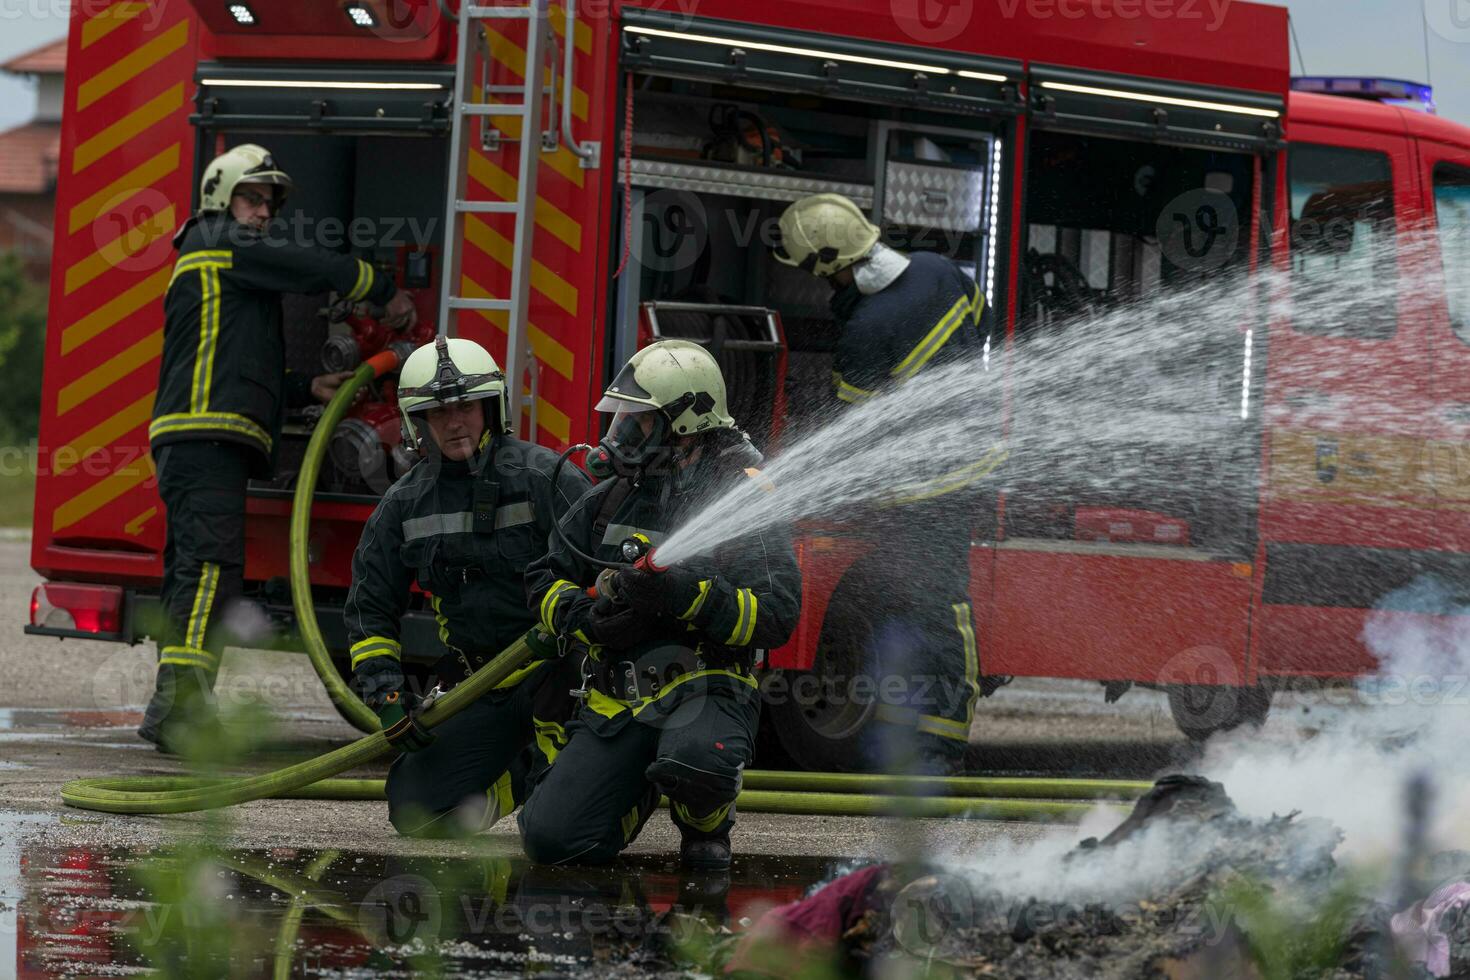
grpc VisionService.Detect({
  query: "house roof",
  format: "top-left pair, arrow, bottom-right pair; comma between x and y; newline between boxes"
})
2,37 -> 66,75
0,122 -> 60,194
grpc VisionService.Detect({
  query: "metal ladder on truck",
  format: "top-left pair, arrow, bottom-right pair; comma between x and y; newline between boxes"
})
435,0 -> 556,431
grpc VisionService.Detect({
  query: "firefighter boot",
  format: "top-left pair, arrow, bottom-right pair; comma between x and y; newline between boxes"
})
138,663 -> 220,755
680,829 -> 733,871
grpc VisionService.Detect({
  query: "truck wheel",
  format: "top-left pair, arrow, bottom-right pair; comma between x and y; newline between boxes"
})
1166,684 -> 1270,742
760,571 -> 882,772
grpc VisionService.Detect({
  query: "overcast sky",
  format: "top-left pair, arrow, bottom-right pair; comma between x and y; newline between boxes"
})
0,1 -> 1460,129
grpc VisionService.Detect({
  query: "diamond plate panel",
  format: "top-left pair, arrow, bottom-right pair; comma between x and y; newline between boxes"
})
883,161 -> 985,232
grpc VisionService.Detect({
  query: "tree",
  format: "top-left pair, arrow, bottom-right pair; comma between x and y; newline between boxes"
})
0,253 -> 47,446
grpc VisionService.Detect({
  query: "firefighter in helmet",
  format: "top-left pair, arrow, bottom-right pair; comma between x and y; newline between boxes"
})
519,340 -> 801,869
345,336 -> 589,837
773,193 -> 1005,773
141,143 -> 420,752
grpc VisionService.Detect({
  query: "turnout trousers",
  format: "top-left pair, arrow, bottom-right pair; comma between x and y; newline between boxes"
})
141,440 -> 251,739
386,656 -> 578,838
517,677 -> 760,865
853,496 -> 981,765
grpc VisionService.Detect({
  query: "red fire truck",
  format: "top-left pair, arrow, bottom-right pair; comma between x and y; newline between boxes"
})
24,0 -> 1470,766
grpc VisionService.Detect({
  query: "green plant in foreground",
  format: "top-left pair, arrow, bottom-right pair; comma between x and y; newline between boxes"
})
1220,873 -> 1370,980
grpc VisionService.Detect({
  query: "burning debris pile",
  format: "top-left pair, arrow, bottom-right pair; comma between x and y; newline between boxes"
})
695,775 -> 1470,979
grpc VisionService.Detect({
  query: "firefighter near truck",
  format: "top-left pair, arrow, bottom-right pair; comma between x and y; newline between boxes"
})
25,0 -> 1470,770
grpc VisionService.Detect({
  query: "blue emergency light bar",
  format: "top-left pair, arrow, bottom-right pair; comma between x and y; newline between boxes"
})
1290,76 -> 1436,113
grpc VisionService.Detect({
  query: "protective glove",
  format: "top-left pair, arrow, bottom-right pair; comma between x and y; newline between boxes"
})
352,655 -> 434,753
616,564 -> 707,619
374,690 -> 435,752
582,602 -> 666,650
523,628 -> 561,661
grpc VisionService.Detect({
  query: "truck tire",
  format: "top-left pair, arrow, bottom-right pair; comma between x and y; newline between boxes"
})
760,569 -> 882,772
1166,684 -> 1270,742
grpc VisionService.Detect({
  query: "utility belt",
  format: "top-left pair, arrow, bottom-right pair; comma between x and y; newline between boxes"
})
432,640 -> 525,687
572,643 -> 753,703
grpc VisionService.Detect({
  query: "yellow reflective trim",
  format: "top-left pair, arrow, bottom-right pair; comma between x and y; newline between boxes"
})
64,203 -> 176,295
58,329 -> 161,415
81,2 -> 148,48
534,719 -> 566,766
62,265 -> 172,354
347,259 -> 373,302
71,83 -> 184,174
185,563 -> 218,651
679,579 -> 712,621
832,371 -> 874,404
891,292 -> 971,382
51,454 -> 155,532
620,803 -> 642,843
586,686 -> 627,719
168,250 -> 231,289
159,645 -> 218,671
629,669 -> 755,717
70,144 -> 182,235
953,601 -> 980,728
77,20 -> 189,111
190,265 -> 225,413
149,412 -> 271,453
724,588 -> 749,646
349,636 -> 402,669
540,579 -> 580,634
917,714 -> 971,740
740,591 -> 758,647
672,800 -> 731,833
53,393 -> 154,474
486,770 -> 516,828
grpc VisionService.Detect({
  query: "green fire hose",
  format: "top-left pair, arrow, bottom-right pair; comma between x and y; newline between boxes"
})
290,349 -> 404,734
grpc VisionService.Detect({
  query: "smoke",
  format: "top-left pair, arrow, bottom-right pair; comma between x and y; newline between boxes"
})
1199,578 -> 1470,866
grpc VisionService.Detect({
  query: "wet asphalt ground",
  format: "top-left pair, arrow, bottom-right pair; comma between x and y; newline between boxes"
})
0,538 -> 1212,975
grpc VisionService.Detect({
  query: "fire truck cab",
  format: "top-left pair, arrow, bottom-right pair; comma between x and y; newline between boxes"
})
26,0 -> 1470,766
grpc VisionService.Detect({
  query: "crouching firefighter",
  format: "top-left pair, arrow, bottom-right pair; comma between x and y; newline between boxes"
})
774,193 -> 1007,773
518,340 -> 801,870
344,336 -> 590,837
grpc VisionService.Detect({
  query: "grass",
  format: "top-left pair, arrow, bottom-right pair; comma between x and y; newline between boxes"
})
0,462 -> 35,528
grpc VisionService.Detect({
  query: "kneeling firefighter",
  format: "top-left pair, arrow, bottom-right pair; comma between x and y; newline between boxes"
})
345,336 -> 590,837
774,193 -> 1007,773
518,340 -> 801,869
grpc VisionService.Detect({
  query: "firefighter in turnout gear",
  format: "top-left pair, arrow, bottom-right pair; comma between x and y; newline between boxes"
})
345,337 -> 589,837
518,341 -> 801,870
774,193 -> 1005,772
140,143 -> 419,752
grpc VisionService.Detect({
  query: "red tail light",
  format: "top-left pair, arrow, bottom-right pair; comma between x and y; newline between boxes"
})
30,583 -> 123,634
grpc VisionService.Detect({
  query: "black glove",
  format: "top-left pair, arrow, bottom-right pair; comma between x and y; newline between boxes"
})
582,602 -> 666,649
616,565 -> 707,619
353,655 -> 433,752
374,690 -> 435,753
523,628 -> 561,661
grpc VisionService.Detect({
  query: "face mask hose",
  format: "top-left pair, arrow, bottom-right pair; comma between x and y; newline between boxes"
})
551,444 -> 660,572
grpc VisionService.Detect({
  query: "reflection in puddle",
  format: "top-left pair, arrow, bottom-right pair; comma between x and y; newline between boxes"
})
6,831 -> 853,978
0,709 -> 144,732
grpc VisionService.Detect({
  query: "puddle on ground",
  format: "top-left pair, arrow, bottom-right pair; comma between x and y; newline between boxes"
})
3,828 -> 855,978
0,709 -> 144,732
